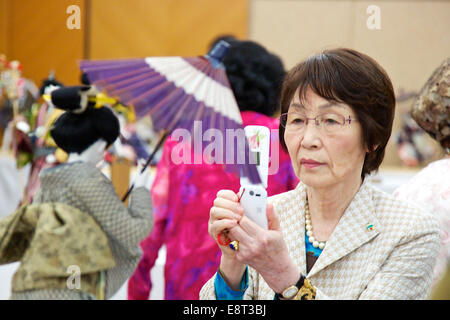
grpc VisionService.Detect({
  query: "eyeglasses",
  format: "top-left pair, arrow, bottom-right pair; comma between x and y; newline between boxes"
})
280,112 -> 358,134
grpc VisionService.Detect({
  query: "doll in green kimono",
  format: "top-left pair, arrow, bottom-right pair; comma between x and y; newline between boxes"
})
0,86 -> 153,300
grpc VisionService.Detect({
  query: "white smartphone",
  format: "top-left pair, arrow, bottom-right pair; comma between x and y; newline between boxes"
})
239,125 -> 270,229
238,185 -> 268,229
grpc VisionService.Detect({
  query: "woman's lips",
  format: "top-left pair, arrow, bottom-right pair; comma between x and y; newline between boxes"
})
301,158 -> 324,169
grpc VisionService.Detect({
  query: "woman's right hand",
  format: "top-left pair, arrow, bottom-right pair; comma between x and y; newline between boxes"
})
209,190 -> 244,259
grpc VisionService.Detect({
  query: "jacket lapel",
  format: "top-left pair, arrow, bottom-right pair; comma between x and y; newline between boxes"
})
306,180 -> 381,278
294,185 -> 308,276
277,183 -> 308,276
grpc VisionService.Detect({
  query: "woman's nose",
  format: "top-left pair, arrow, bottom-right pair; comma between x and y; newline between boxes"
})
300,122 -> 321,149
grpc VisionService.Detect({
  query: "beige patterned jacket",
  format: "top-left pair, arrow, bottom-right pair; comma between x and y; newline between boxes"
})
200,179 -> 441,300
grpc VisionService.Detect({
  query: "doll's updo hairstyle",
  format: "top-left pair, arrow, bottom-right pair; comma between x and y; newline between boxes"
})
50,86 -> 120,154
222,40 -> 285,117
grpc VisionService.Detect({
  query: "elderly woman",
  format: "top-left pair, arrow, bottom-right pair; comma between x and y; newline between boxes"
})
200,48 -> 441,300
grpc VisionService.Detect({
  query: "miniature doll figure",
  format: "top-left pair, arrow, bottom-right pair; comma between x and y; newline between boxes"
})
0,85 -> 153,300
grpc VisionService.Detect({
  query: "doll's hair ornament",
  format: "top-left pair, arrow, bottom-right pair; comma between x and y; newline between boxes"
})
39,71 -> 64,96
50,85 -> 97,114
49,85 -> 120,154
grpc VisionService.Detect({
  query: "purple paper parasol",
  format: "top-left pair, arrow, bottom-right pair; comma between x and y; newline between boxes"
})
79,41 -> 262,198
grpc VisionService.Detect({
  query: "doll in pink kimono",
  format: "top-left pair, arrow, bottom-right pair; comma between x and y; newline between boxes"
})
127,40 -> 299,300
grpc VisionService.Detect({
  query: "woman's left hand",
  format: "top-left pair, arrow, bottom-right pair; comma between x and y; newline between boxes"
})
228,202 -> 301,293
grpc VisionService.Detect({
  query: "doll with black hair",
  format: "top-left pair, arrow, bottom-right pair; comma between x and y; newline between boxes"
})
222,40 -> 286,117
2,85 -> 153,300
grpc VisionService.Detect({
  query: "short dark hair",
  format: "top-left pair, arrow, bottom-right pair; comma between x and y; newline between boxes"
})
279,48 -> 396,178
223,40 -> 285,116
50,106 -> 120,154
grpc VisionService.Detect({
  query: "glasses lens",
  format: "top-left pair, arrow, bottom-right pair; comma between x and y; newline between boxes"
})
285,113 -> 306,129
282,113 -> 349,133
320,114 -> 345,132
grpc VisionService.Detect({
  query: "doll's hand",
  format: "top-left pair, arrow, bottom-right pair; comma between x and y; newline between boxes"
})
133,159 -> 151,190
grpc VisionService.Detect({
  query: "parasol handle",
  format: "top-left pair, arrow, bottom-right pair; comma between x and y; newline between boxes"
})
121,131 -> 169,202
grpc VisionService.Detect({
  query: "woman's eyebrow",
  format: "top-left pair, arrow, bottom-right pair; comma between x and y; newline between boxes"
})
290,101 -> 344,110
290,102 -> 305,110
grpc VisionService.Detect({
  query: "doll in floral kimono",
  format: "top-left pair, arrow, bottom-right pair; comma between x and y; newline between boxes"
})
0,85 -> 153,300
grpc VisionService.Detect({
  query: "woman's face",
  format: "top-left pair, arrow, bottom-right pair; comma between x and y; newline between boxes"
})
284,88 -> 367,189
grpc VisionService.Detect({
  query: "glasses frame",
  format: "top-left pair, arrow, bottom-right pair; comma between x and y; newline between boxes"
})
280,112 -> 358,133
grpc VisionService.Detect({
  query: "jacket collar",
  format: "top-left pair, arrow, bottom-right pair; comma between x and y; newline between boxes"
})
287,179 -> 381,278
